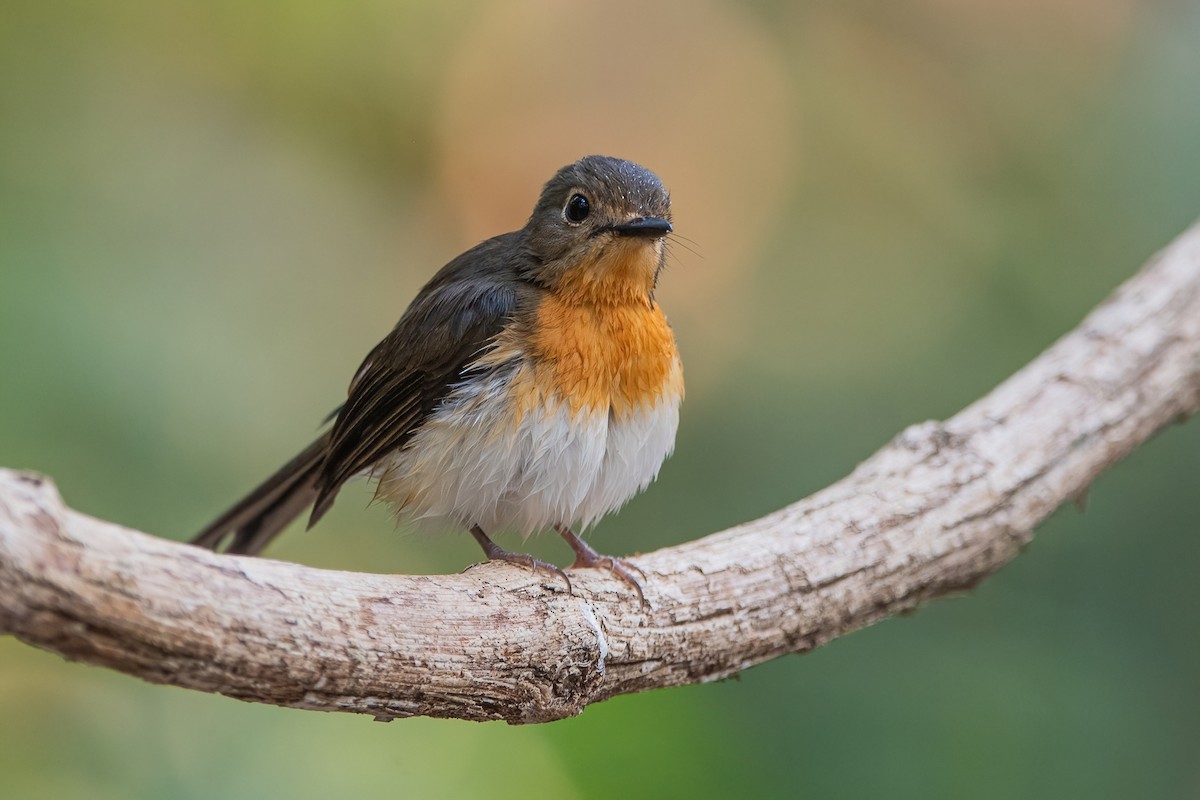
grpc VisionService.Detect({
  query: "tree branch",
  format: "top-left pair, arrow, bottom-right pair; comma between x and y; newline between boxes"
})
3,222 -> 1200,724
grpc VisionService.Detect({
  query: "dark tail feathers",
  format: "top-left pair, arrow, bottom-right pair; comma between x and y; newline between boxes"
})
191,435 -> 329,556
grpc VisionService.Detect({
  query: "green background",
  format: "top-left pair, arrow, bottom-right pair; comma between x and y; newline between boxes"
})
3,1 -> 1199,797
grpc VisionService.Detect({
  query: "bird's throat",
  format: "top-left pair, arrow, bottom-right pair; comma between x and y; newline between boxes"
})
552,240 -> 661,308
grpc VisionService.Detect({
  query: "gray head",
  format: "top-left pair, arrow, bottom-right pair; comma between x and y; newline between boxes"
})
523,156 -> 672,296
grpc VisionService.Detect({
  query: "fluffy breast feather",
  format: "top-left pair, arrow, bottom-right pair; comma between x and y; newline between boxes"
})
374,294 -> 683,535
526,293 -> 681,417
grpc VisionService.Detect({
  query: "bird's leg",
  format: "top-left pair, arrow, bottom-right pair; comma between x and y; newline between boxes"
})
554,524 -> 647,608
469,525 -> 572,594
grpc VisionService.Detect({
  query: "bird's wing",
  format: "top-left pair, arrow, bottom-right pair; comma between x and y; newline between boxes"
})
309,268 -> 526,526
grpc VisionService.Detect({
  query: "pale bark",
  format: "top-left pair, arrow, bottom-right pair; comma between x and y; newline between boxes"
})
2,222 -> 1199,724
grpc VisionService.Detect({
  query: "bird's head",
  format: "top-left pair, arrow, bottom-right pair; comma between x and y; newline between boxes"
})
524,155 -> 672,305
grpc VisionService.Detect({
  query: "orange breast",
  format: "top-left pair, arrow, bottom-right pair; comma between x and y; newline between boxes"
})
471,241 -> 683,421
527,293 -> 682,419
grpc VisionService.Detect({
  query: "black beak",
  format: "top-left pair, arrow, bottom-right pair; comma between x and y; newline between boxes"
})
611,216 -> 673,238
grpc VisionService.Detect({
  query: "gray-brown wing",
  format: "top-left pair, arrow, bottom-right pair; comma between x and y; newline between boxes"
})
309,274 -> 523,525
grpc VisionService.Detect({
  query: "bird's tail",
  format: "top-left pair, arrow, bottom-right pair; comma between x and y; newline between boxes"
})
191,435 -> 328,556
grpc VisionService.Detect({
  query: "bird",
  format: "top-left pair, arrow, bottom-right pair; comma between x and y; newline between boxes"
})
192,155 -> 682,603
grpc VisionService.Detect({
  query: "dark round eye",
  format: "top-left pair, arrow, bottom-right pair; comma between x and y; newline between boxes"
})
564,193 -> 590,224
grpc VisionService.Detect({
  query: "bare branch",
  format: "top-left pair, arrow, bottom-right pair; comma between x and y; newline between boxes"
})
2,222 -> 1199,724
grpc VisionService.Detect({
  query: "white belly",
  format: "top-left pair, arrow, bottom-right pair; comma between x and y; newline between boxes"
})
374,362 -> 682,536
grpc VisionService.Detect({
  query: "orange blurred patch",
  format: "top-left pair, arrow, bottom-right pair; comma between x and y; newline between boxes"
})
431,0 -> 799,385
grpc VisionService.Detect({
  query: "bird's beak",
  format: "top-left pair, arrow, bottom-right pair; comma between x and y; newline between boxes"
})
611,216 -> 673,239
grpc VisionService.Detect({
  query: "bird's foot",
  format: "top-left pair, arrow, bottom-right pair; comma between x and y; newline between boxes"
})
470,525 -> 572,594
555,525 -> 647,608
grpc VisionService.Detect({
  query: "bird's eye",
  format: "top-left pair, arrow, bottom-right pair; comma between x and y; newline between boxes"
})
564,193 -> 590,224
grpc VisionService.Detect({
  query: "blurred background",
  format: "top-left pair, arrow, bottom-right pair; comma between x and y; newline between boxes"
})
3,0 -> 1200,797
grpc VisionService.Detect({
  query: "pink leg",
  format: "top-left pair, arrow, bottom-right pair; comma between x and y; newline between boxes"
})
469,525 -> 572,595
554,524 -> 647,607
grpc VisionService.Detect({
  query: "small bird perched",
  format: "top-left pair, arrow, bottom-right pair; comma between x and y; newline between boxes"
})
193,155 -> 682,601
